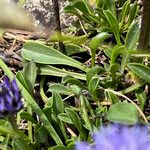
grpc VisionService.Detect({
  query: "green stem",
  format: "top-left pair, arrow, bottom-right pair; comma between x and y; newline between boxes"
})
7,116 -> 19,133
91,52 -> 95,67
80,95 -> 93,131
27,106 -> 33,143
40,76 -> 49,103
60,121 -> 68,141
7,115 -> 28,139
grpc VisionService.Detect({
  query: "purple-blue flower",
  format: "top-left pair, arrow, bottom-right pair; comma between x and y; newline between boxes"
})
76,124 -> 150,150
0,76 -> 23,118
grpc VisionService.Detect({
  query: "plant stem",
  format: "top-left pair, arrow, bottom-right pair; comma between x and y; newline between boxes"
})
27,106 -> 33,143
138,0 -> 150,50
40,76 -> 49,103
52,0 -> 66,53
7,115 -> 19,133
7,115 -> 28,137
91,53 -> 95,67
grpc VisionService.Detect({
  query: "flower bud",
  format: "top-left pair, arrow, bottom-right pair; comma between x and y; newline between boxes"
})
0,76 -> 23,118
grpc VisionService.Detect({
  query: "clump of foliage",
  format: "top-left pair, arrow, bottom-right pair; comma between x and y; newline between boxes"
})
0,0 -> 150,150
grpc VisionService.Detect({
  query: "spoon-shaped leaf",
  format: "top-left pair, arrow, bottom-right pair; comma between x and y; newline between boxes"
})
21,41 -> 88,72
107,102 -> 138,125
128,63 -> 150,83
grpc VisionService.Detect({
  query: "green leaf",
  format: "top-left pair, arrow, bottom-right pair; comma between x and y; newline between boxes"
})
107,91 -> 120,104
0,135 -> 6,147
80,95 -> 93,131
104,10 -> 121,44
128,63 -> 150,83
121,22 -> 140,71
38,65 -> 86,80
107,102 -> 138,125
70,85 -> 82,96
117,0 -> 127,7
86,66 -> 104,84
50,34 -> 87,45
119,0 -> 130,29
90,32 -> 109,67
104,0 -> 116,16
96,0 -> 104,8
52,92 -> 64,115
0,125 -> 18,137
125,2 -> 138,29
131,52 -> 150,58
110,45 -> 124,66
35,125 -> 48,144
125,21 -> 140,50
135,89 -> 146,110
71,1 -> 90,14
65,108 -> 82,130
109,63 -> 119,83
58,113 -> 73,124
49,83 -> 74,95
95,7 -> 106,20
0,59 -> 63,145
65,43 -> 86,56
62,76 -> 86,89
88,76 -> 100,101
40,76 -> 49,103
121,50 -> 131,72
90,32 -> 109,52
21,41 -> 88,72
22,60 -> 37,92
64,1 -> 92,24
64,5 -> 81,18
88,15 -> 101,24
12,139 -> 33,150
16,71 -> 29,91
20,84 -> 63,145
0,125 -> 31,150
20,111 -> 37,124
65,108 -> 86,139
51,146 -> 72,150
103,46 -> 112,58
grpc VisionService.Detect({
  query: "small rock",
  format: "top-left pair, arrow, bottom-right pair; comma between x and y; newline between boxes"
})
24,0 -> 76,31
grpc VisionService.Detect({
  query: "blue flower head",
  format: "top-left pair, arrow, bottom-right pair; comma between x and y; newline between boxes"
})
0,76 -> 23,118
76,124 -> 150,150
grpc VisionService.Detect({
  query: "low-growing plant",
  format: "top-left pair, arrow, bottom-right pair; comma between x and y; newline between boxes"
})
0,0 -> 150,149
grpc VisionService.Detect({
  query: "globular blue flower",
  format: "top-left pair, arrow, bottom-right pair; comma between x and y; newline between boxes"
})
0,76 -> 23,118
76,124 -> 150,150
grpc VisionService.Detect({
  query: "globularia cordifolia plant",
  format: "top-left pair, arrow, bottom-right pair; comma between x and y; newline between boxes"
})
0,76 -> 23,118
76,124 -> 150,150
